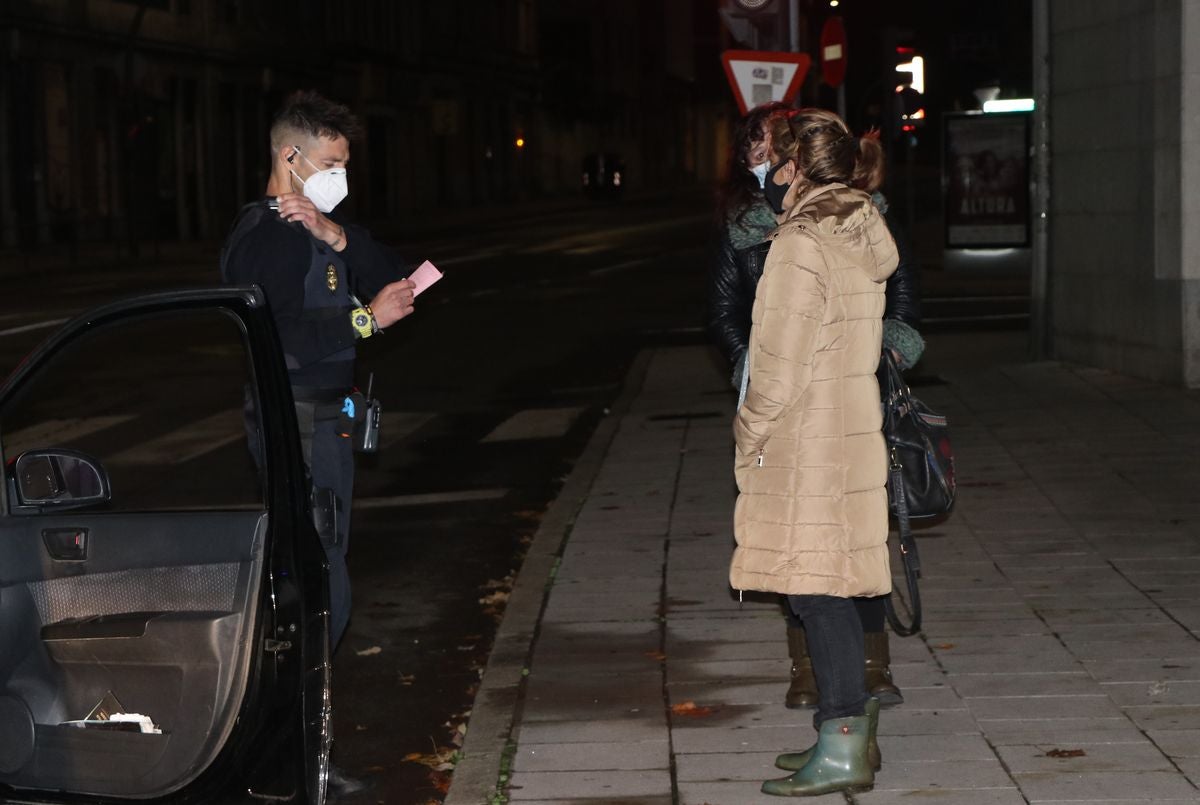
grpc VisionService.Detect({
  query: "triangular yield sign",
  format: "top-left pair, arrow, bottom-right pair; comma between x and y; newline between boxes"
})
721,50 -> 812,115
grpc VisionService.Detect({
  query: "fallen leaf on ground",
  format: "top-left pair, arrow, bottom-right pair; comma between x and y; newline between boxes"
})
479,590 -> 510,606
402,748 -> 458,770
645,650 -> 667,661
933,643 -> 956,650
671,700 -> 716,718
1045,748 -> 1086,758
355,646 -> 382,657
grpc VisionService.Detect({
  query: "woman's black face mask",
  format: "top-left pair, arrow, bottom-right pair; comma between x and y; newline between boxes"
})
763,161 -> 792,215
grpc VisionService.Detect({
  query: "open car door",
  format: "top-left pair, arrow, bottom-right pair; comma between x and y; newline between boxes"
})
0,288 -> 330,804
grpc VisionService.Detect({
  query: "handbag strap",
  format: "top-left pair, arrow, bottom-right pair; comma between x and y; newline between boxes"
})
888,453 -> 921,575
881,350 -> 914,414
887,450 -> 923,637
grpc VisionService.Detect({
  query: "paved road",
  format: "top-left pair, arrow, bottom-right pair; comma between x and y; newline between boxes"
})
0,192 -> 715,803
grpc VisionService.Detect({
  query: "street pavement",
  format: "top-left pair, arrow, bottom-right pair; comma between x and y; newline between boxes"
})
444,337 -> 1200,805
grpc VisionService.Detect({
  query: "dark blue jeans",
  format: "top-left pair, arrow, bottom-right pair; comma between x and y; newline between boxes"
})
786,594 -> 867,726
297,404 -> 355,651
784,594 -> 887,632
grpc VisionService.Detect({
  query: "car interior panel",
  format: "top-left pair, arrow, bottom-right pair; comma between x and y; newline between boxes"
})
0,512 -> 267,796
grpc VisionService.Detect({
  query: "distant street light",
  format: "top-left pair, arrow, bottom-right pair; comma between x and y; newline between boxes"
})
983,98 -> 1036,113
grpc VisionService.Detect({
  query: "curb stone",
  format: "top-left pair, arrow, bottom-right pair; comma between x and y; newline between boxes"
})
443,349 -> 655,805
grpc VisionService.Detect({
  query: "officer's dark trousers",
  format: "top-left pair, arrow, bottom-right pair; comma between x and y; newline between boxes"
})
296,404 -> 355,650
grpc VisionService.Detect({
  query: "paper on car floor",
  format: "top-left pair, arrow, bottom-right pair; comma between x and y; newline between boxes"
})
62,690 -> 162,734
84,690 -> 125,721
63,715 -> 161,734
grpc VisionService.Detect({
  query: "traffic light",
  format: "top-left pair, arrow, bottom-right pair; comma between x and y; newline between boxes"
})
734,0 -> 774,8
893,47 -> 925,134
719,0 -> 784,51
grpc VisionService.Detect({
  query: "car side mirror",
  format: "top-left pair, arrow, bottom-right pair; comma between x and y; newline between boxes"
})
10,449 -> 112,512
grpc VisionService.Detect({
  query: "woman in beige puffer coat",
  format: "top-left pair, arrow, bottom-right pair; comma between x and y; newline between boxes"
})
734,108 -> 898,798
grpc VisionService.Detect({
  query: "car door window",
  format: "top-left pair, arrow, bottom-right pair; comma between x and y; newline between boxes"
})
1,308 -> 264,512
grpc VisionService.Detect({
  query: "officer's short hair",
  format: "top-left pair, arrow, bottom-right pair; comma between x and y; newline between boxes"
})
269,90 -> 362,154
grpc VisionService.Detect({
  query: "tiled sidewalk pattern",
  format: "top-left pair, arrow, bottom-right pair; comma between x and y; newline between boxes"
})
492,346 -> 1200,804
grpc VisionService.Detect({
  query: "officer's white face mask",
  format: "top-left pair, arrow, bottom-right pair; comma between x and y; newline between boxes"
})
289,146 -> 348,213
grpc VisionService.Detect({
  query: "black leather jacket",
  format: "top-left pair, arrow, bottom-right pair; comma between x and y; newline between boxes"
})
706,206 -> 921,372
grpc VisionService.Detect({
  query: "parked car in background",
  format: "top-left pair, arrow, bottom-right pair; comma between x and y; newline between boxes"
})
581,152 -> 625,197
0,288 -> 332,804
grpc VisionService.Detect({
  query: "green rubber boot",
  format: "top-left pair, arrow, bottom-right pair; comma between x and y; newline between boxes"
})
775,697 -> 881,772
762,713 -> 875,797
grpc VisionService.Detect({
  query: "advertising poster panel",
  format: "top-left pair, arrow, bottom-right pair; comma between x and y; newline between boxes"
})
944,112 -> 1031,248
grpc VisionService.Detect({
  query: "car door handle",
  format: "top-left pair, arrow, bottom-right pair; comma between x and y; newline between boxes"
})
42,528 -> 88,561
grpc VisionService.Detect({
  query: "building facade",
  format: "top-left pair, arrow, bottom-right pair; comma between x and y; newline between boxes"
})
0,0 -> 709,251
1046,0 -> 1200,386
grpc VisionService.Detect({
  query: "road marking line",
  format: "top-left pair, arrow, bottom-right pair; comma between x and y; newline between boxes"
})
923,313 -> 1030,323
588,258 -> 651,277
0,318 -> 69,338
640,326 -> 704,335
4,415 -> 138,451
925,295 -> 1030,303
550,383 -> 618,396
110,408 -> 245,465
440,248 -> 504,266
174,430 -> 246,464
481,407 -> 585,443
381,412 -> 437,447
355,488 -> 510,509
521,213 -> 709,254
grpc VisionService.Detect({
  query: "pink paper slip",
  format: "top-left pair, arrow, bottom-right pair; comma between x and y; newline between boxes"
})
410,260 -> 444,297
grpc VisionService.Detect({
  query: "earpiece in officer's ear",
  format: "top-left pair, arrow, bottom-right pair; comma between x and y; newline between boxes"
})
286,147 -> 298,164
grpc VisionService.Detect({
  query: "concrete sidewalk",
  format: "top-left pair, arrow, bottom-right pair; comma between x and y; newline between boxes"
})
445,344 -> 1200,805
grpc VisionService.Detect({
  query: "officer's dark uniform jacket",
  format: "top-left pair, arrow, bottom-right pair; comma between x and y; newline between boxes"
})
707,203 -> 921,373
220,199 -> 407,397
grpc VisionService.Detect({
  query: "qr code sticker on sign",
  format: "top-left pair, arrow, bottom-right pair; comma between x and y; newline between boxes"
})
751,84 -> 773,106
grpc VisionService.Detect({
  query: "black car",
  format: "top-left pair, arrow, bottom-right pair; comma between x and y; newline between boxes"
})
581,152 -> 625,197
0,288 -> 331,803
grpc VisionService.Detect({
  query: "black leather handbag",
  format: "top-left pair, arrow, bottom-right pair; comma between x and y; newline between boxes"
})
881,352 -> 955,519
880,352 -> 955,636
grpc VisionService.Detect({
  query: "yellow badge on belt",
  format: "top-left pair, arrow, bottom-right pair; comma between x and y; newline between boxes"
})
325,264 -> 338,293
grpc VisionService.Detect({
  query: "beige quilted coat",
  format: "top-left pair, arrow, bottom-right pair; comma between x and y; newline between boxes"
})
731,183 -> 899,598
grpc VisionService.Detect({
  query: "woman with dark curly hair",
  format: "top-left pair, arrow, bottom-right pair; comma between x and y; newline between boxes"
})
708,101 -> 791,390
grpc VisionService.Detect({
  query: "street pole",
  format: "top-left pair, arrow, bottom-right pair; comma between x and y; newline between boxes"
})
789,0 -> 799,53
1030,0 -> 1051,360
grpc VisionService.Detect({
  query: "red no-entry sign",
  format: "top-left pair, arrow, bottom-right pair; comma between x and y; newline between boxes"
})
820,16 -> 847,89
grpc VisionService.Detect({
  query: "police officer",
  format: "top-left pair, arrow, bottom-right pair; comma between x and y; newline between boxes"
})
221,90 -> 415,652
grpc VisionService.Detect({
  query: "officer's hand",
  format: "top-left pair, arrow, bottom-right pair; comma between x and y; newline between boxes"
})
276,193 -> 344,249
370,279 -> 416,328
